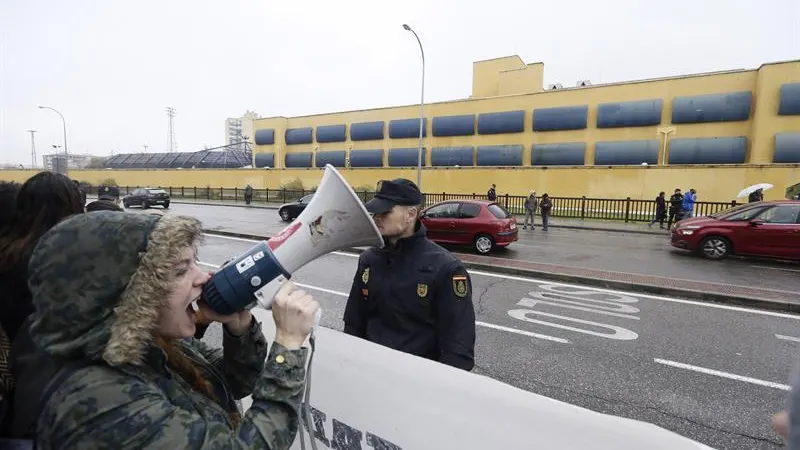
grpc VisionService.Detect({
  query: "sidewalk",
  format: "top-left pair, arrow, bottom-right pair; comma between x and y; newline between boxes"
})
203,228 -> 800,314
163,197 -> 670,236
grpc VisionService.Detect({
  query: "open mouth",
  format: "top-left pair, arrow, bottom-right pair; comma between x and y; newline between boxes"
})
187,295 -> 200,321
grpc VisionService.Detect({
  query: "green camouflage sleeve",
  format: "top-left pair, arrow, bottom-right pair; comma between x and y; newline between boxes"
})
38,342 -> 307,450
189,316 -> 269,399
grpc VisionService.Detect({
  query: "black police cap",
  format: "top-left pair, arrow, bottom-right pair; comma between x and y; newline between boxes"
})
98,185 -> 120,200
364,178 -> 423,215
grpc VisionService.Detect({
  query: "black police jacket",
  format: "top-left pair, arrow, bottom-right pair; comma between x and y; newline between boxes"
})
343,222 -> 476,371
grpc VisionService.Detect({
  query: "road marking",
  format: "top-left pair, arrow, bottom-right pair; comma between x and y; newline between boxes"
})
197,260 -> 569,344
750,265 -> 800,273
653,358 -> 790,391
776,334 -> 800,343
201,234 -> 800,320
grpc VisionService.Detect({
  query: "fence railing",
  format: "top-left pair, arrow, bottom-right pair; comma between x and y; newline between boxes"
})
85,185 -> 740,223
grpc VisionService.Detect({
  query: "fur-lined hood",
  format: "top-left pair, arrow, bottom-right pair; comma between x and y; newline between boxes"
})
27,210 -> 203,366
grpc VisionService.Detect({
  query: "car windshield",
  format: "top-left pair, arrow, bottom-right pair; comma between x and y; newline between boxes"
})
487,203 -> 511,219
148,189 -> 167,195
708,203 -> 758,219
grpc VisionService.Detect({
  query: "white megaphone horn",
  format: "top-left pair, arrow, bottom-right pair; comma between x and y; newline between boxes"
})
201,164 -> 384,319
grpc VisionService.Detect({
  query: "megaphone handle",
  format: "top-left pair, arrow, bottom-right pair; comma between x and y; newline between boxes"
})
254,275 -> 322,335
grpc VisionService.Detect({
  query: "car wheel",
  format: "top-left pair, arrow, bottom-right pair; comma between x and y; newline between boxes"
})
474,234 -> 495,254
700,236 -> 731,260
163,202 -> 170,209
143,200 -> 150,209
123,200 -> 129,208
279,208 -> 291,222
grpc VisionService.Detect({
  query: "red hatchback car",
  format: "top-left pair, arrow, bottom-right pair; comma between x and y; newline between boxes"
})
420,200 -> 518,254
670,200 -> 800,260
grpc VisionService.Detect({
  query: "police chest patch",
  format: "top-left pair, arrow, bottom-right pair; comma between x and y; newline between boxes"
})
452,275 -> 468,298
361,267 -> 370,284
416,283 -> 428,298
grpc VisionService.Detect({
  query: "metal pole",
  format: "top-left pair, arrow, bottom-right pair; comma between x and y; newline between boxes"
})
39,105 -> 68,173
403,24 -> 425,189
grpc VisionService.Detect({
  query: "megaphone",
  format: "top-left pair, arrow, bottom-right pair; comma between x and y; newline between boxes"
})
202,164 -> 384,317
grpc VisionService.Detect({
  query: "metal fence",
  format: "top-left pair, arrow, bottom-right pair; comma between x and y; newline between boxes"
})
86,185 -> 740,223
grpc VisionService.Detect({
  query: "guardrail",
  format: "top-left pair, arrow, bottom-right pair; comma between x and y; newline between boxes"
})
86,186 -> 740,223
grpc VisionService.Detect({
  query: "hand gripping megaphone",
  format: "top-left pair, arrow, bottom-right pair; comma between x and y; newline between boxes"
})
201,164 -> 384,319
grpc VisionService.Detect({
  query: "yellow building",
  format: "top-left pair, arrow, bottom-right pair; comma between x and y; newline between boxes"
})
2,56 -> 799,202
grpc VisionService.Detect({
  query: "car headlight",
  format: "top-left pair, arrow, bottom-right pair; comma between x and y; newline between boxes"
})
676,225 -> 701,235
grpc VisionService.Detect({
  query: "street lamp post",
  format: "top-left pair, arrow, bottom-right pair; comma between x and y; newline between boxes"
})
38,105 -> 68,173
403,24 -> 425,189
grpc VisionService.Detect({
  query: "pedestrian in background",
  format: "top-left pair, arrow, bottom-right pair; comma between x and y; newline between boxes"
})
667,188 -> 684,228
682,188 -> 697,219
539,193 -> 552,231
487,184 -> 497,201
85,184 -> 122,212
523,190 -> 537,230
344,178 -> 476,371
648,191 -> 667,229
244,184 -> 253,205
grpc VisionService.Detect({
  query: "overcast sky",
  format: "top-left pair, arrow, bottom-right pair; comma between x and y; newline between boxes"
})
0,0 -> 797,166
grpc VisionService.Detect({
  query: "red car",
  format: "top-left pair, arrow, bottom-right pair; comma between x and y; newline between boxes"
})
670,200 -> 800,260
420,200 -> 518,254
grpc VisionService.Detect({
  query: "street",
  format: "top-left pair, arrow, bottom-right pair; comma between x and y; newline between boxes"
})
196,232 -> 798,450
172,201 -> 800,292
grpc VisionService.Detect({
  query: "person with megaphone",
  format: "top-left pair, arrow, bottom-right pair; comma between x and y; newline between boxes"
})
343,178 -> 477,371
14,210 -> 319,449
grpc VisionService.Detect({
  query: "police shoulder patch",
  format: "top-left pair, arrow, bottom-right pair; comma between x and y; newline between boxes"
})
452,274 -> 468,298
417,283 -> 428,298
361,267 -> 370,284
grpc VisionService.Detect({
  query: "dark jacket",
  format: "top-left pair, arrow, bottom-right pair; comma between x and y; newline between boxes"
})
539,198 -> 552,214
344,222 -> 476,371
655,196 -> 666,215
15,211 -> 306,449
668,193 -> 684,213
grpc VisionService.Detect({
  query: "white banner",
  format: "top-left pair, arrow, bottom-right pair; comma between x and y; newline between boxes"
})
243,310 -> 714,450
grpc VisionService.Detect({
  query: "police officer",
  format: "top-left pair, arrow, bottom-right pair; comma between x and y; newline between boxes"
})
86,185 -> 122,212
343,178 -> 476,371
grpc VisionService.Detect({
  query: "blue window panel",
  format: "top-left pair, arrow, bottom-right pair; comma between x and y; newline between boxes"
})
671,91 -> 752,124
668,137 -> 747,165
254,153 -> 275,168
477,110 -> 525,135
285,127 -> 313,145
350,121 -> 384,141
254,128 -> 275,145
284,152 -> 313,168
315,124 -> 347,143
389,118 -> 427,139
314,150 -> 346,167
388,148 -> 427,167
531,143 -> 586,166
349,149 -> 384,167
432,114 -> 475,137
533,106 -> 588,131
779,83 -> 800,115
596,99 -> 663,128
595,140 -> 659,165
476,145 -> 524,166
774,132 -> 800,163
431,146 -> 474,166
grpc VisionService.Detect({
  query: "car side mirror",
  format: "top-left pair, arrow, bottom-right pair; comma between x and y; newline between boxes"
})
749,219 -> 765,226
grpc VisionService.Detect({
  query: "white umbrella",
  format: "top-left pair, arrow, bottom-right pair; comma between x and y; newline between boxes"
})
737,183 -> 773,198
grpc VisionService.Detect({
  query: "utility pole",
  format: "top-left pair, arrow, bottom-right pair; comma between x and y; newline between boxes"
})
27,130 -> 37,168
143,144 -> 149,153
165,106 -> 176,152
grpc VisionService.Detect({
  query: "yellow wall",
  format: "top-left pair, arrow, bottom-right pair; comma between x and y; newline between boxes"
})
2,165 -> 797,202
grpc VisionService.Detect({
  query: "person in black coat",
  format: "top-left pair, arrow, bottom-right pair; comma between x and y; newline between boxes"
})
649,191 -> 667,229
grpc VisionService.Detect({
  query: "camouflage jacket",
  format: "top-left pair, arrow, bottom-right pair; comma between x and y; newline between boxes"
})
25,211 -> 307,449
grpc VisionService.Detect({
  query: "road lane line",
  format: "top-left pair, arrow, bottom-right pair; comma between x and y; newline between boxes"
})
201,234 -> 800,320
197,260 -> 569,343
750,265 -> 800,273
776,334 -> 800,343
653,358 -> 790,391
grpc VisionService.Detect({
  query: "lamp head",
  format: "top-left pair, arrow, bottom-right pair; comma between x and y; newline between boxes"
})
402,24 -> 411,31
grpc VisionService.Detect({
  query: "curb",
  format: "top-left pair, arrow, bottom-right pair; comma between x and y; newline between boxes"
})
170,199 -> 668,236
201,229 -> 799,314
